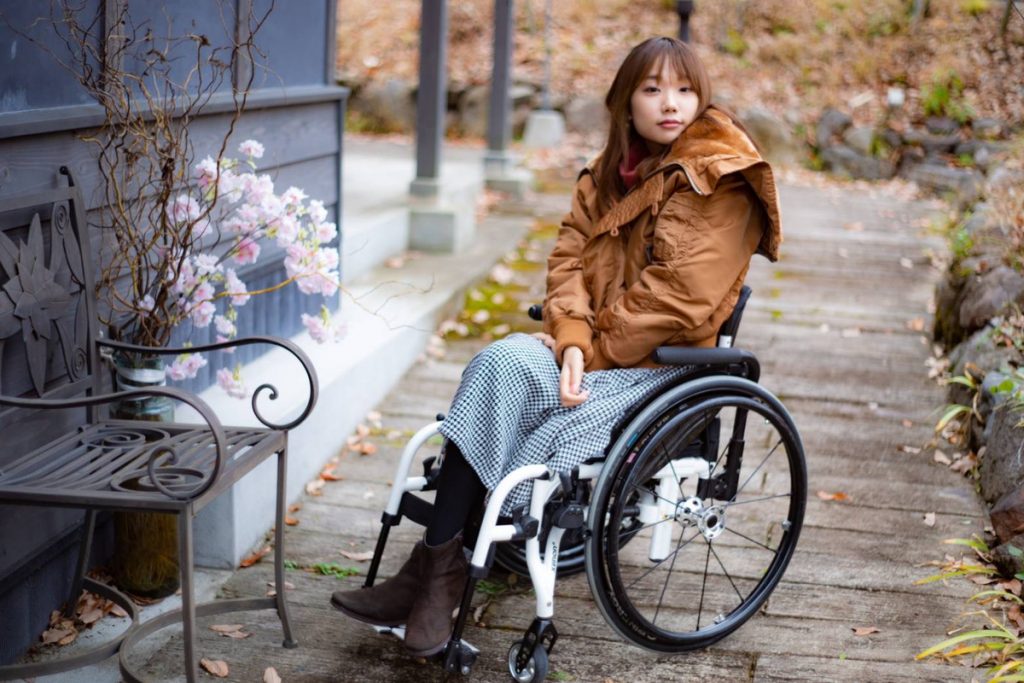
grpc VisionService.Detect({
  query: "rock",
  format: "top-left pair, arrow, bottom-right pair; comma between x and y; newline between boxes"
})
740,107 -> 801,165
958,266 -> 1024,331
902,128 -> 961,155
972,118 -> 1006,140
980,370 -> 1017,442
815,108 -> 852,149
903,162 -> 984,206
457,85 -> 490,138
987,166 -> 1024,196
946,327 -> 1021,411
821,145 -> 896,180
348,78 -> 417,133
979,403 -> 1024,505
842,126 -> 875,156
563,95 -> 609,134
880,127 -> 902,150
925,116 -> 959,135
991,533 -> 1024,578
992,487 -> 1024,543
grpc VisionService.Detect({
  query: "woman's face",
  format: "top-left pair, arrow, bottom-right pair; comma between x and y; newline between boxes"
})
629,59 -> 700,150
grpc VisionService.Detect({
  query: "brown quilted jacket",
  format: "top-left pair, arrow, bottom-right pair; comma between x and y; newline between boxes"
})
541,108 -> 783,371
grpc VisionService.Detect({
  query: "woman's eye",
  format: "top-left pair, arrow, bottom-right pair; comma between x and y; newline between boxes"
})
680,86 -> 691,93
645,87 -> 659,93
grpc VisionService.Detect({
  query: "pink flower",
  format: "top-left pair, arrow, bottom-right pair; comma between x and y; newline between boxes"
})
215,334 -> 237,352
193,253 -> 221,277
238,139 -> 265,159
315,220 -> 337,244
301,310 -> 345,343
281,186 -> 307,211
165,352 -> 207,381
167,193 -> 201,224
192,217 -> 211,240
193,156 -> 219,190
244,174 -> 275,206
170,260 -> 197,296
275,215 -> 301,247
308,199 -> 328,226
224,269 -> 250,306
214,314 -> 236,337
217,367 -> 247,399
190,300 -> 216,328
138,294 -> 155,312
233,237 -> 261,265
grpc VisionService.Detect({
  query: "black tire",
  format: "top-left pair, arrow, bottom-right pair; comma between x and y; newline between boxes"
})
585,376 -> 806,652
507,639 -> 549,683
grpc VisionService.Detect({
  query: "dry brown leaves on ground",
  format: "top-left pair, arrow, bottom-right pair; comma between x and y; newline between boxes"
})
239,545 -> 272,568
817,490 -> 851,502
38,589 -> 129,648
200,658 -> 229,677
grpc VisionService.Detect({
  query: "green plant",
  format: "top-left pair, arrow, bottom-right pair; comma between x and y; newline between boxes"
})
990,367 -> 1024,426
922,70 -> 975,124
951,226 -> 975,263
960,0 -> 992,17
283,559 -> 299,570
721,29 -> 749,57
312,562 -> 360,579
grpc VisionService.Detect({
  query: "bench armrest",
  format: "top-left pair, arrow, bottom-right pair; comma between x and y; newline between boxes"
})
0,387 -> 227,502
97,335 -> 319,431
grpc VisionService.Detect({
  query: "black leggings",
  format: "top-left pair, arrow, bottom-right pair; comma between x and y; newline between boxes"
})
425,440 -> 487,546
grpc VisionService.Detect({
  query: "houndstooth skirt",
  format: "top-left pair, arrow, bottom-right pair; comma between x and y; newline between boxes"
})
437,333 -> 693,515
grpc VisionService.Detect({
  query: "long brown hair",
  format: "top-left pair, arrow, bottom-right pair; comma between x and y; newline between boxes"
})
592,37 -> 750,216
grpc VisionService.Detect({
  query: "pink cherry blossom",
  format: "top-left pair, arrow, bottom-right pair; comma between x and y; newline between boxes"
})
315,220 -> 337,243
167,194 -> 201,224
190,300 -> 216,328
165,352 -> 207,380
281,186 -> 307,211
301,311 -> 344,343
138,294 -> 155,312
193,253 -> 221,277
275,214 -> 301,247
193,156 -> 218,190
214,314 -> 236,337
233,237 -> 261,265
216,367 -> 247,399
308,199 -> 328,226
238,139 -> 264,159
224,269 -> 250,306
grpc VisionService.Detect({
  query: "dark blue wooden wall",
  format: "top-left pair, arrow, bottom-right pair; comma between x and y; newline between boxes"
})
0,0 -> 346,664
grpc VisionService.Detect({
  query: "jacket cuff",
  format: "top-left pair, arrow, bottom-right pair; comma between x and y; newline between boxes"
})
553,317 -> 594,366
586,336 -> 616,371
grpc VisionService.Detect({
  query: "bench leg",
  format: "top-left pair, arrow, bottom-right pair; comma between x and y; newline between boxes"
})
63,509 -> 97,618
275,447 -> 298,648
178,507 -> 198,683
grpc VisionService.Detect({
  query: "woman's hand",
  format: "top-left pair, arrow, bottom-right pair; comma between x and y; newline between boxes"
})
559,346 -> 590,407
531,332 -> 556,353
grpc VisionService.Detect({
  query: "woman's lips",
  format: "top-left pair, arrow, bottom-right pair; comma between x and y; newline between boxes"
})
658,121 -> 681,129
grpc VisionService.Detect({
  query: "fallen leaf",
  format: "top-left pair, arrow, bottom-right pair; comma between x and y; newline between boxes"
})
950,453 -> 978,474
897,444 -> 922,454
288,503 -> 302,513
933,450 -> 952,465
57,631 -> 77,646
41,628 -> 75,645
264,667 -> 283,683
1009,604 -> 1024,631
843,221 -> 864,232
923,512 -> 936,527
970,575 -> 996,585
358,442 -> 378,456
906,318 -> 925,331
340,549 -> 374,562
79,607 -> 104,625
899,257 -> 914,269
239,546 -> 271,568
200,658 -> 229,677
285,516 -> 300,526
852,626 -> 880,636
221,630 -> 252,639
305,478 -> 325,496
901,419 -> 913,428
345,435 -> 361,449
109,604 -> 129,618
355,424 -> 370,439
817,491 -> 850,502
321,470 -> 344,482
210,624 -> 245,633
998,579 -> 1022,595
840,327 -> 862,338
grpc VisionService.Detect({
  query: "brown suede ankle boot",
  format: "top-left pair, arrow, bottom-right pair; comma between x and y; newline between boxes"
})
330,541 -> 425,626
403,534 -> 468,657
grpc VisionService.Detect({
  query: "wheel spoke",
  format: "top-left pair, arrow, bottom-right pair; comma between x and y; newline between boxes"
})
653,518 -> 689,624
724,492 -> 790,508
732,438 -> 783,501
696,538 -> 712,630
723,525 -> 778,552
708,540 -> 745,603
625,528 -> 701,590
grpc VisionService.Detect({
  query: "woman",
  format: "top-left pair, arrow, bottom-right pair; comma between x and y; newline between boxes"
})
332,36 -> 782,658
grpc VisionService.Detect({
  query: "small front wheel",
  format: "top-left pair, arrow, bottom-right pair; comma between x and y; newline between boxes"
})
507,640 -> 548,683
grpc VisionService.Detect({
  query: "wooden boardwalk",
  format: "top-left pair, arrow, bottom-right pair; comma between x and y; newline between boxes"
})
140,181 -> 985,682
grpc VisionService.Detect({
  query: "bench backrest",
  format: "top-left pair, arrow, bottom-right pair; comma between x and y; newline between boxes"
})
0,169 -> 100,425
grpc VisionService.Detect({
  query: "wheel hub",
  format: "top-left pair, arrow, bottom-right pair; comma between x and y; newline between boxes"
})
675,497 -> 726,540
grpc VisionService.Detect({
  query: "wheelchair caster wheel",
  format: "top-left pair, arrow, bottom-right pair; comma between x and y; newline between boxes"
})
507,640 -> 548,683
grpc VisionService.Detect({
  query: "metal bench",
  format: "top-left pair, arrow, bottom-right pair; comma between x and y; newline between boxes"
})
0,168 -> 318,682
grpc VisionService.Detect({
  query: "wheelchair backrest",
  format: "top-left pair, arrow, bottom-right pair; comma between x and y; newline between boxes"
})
716,285 -> 752,349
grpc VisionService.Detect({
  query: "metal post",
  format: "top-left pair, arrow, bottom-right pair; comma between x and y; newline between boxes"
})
677,1 -> 695,43
411,0 -> 448,197
485,0 -> 514,174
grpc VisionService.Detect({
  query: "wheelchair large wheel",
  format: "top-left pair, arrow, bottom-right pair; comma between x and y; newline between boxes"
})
586,376 -> 806,652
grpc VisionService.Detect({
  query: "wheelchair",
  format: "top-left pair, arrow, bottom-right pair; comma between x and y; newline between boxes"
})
360,286 -> 807,681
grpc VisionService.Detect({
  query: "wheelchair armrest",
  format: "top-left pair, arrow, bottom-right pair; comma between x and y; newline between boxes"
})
652,346 -> 760,381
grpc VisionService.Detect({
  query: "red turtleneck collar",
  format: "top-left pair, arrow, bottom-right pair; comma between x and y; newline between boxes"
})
618,138 -> 652,191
